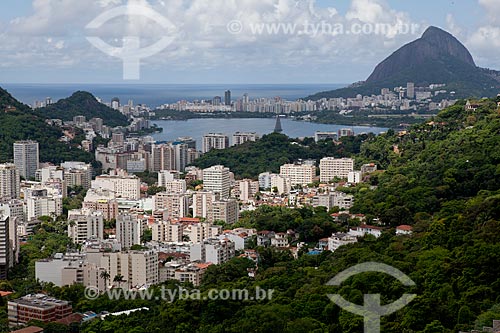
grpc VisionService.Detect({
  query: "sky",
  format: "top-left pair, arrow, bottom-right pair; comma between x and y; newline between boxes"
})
0,0 -> 498,84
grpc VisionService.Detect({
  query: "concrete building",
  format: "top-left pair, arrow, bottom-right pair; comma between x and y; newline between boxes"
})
348,171 -> 362,184
270,174 -> 292,195
0,215 -> 10,279
158,170 -> 180,187
202,133 -> 229,153
61,162 -> 93,190
320,158 -> 355,182
162,179 -> 187,194
188,223 -> 222,244
35,253 -> 86,287
92,169 -> 141,200
258,172 -> 273,190
0,164 -> 20,200
238,179 -> 259,202
67,209 -> 104,244
116,214 -> 143,250
24,187 -> 63,222
83,188 -> 119,221
152,221 -> 183,243
8,295 -> 72,326
280,164 -> 315,186
315,131 -> 338,142
203,165 -> 230,198
13,141 -> 39,180
212,199 -> 239,224
328,233 -> 358,252
232,132 -> 258,146
190,238 -> 235,264
153,192 -> 189,219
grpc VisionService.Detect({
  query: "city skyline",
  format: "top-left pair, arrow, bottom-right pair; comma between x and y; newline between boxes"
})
0,0 -> 498,84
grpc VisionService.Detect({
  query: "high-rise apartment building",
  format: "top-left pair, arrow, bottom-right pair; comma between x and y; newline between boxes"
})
280,164 -> 316,186
67,209 -> 104,244
319,158 -> 355,182
0,164 -> 20,200
0,215 -> 10,280
203,165 -> 231,198
13,141 -> 39,180
202,134 -> 229,153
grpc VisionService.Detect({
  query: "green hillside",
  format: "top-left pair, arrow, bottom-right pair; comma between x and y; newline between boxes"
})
39,91 -> 129,127
0,87 -> 94,164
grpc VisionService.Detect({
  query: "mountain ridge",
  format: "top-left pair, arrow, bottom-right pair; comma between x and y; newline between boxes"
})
307,26 -> 500,100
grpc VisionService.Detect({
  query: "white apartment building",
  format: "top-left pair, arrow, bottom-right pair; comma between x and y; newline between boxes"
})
83,188 -> 118,220
152,221 -> 183,242
280,164 -> 316,186
190,238 -> 235,265
67,209 -> 104,244
116,214 -> 143,250
192,191 -> 219,219
232,132 -> 258,146
92,169 -> 141,200
348,171 -> 362,184
162,179 -> 187,194
328,233 -> 358,252
24,187 -> 63,222
153,192 -> 189,219
258,172 -> 273,190
187,223 -> 222,244
0,215 -> 10,279
238,179 -> 259,202
61,162 -> 93,190
203,133 -> 229,153
320,158 -> 355,182
158,170 -> 180,187
13,141 -> 39,180
271,174 -> 292,195
203,165 -> 231,198
212,199 -> 239,224
0,164 -> 20,200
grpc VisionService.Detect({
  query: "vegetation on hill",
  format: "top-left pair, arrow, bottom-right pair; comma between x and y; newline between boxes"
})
192,132 -> 372,179
39,91 -> 129,127
0,88 -> 94,164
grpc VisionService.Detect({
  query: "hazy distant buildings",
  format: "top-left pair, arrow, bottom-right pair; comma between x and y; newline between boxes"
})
14,141 -> 39,180
203,134 -> 229,153
225,90 -> 231,106
407,82 -> 415,99
315,131 -> 338,143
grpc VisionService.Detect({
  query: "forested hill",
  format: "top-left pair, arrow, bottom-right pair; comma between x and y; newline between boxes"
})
0,87 -> 94,164
350,97 -> 500,225
39,91 -> 129,127
192,133 -> 372,179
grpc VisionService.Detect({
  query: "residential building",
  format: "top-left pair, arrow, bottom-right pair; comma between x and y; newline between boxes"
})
153,192 -> 189,219
192,191 -> 219,219
116,214 -> 143,250
258,172 -> 273,190
190,238 -> 235,264
232,132 -> 258,146
348,171 -> 362,184
349,224 -> 383,238
270,174 -> 292,195
35,253 -> 86,287
328,232 -> 358,252
0,215 -> 10,279
67,209 -> 104,244
0,164 -> 20,200
8,295 -> 72,326
396,225 -> 414,236
152,221 -> 183,243
188,223 -> 221,244
203,165 -> 231,198
280,164 -> 315,186
61,162 -> 93,190
315,131 -> 338,142
238,179 -> 259,202
212,199 -> 239,224
162,179 -> 187,194
24,187 -> 63,222
13,141 -> 39,180
320,158 -> 355,182
158,170 -> 180,187
83,188 -> 119,221
92,169 -> 141,200
202,134 -> 229,153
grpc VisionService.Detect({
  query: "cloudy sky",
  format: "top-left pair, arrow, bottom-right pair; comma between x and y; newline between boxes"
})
0,0 -> 498,84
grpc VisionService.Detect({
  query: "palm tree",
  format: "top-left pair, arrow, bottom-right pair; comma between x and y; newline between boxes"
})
113,274 -> 126,289
100,270 -> 110,291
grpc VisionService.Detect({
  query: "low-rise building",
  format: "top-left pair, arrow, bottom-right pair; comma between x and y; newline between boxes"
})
8,294 -> 72,326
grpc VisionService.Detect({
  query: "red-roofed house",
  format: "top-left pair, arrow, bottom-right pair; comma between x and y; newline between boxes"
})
396,225 -> 414,236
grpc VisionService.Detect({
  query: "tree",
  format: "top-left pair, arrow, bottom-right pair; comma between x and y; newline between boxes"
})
100,271 -> 110,291
113,274 -> 126,289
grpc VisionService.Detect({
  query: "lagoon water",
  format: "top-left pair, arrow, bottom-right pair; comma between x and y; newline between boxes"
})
151,118 -> 387,148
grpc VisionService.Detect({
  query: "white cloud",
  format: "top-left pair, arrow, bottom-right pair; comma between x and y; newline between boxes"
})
0,0 -> 425,82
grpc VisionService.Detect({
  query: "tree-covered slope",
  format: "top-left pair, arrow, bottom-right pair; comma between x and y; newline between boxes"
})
192,132 -> 371,179
0,87 -> 94,164
39,91 -> 129,127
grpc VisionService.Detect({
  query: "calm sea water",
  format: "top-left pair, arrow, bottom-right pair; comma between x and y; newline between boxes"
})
1,83 -> 344,107
152,118 -> 387,148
